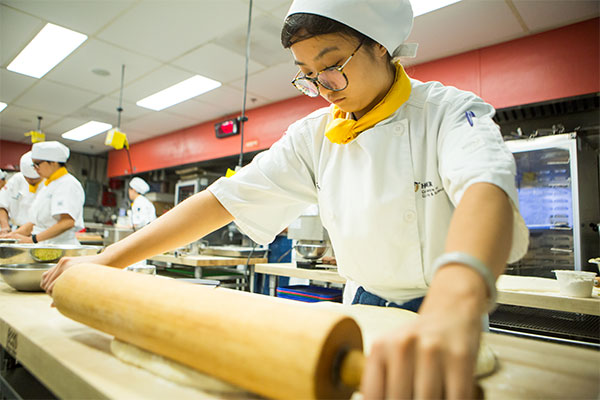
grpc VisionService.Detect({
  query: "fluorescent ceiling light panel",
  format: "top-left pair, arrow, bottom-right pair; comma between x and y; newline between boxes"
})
7,23 -> 87,79
136,75 -> 222,111
62,121 -> 112,141
0,102 -> 6,113
411,0 -> 462,17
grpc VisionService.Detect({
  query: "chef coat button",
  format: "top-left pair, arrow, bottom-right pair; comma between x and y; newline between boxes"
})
403,210 -> 416,223
394,124 -> 405,136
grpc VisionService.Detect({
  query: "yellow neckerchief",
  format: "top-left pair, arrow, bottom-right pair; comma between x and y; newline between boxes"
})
28,180 -> 43,193
45,167 -> 68,186
325,62 -> 412,144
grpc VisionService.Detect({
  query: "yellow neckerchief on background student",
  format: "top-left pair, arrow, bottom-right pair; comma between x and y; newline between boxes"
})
45,167 -> 68,186
28,180 -> 43,193
325,62 -> 412,145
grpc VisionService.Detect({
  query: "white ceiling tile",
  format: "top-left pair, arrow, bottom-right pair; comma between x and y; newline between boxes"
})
215,12 -> 290,66
253,0 -> 292,13
0,124 -> 33,145
406,0 -> 524,65
87,96 -> 152,123
2,0 -> 136,35
270,2 -> 293,21
97,1 -> 251,62
119,65 -> 194,104
0,104 -> 62,133
172,43 -> 265,83
44,39 -> 162,95
193,84 -> 269,116
0,69 -> 37,103
230,62 -> 299,102
121,112 -> 197,139
164,98 -> 226,122
513,1 -> 599,33
0,5 -> 45,66
13,80 -> 100,116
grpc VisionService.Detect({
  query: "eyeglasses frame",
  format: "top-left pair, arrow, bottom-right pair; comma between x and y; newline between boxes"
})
291,39 -> 364,97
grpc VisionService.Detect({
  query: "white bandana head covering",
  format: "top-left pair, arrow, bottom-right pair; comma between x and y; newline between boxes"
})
129,177 -> 150,194
20,151 -> 40,179
31,141 -> 70,163
285,0 -> 417,58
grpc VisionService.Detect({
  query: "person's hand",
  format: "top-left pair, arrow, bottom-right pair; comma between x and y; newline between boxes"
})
7,232 -> 32,243
361,266 -> 487,399
0,228 -> 11,237
41,254 -> 107,295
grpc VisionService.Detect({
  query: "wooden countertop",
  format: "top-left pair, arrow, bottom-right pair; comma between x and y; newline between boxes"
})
149,253 -> 267,267
254,264 -> 600,316
0,280 -> 598,399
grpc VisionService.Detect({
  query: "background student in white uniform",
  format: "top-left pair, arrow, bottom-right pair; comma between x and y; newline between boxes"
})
0,152 -> 44,233
128,177 -> 156,230
0,170 -> 7,191
7,141 -> 85,245
42,0 -> 528,397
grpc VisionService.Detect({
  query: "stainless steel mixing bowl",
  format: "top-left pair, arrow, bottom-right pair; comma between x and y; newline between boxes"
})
0,238 -> 18,244
294,243 -> 329,260
0,263 -> 56,291
0,244 -> 103,264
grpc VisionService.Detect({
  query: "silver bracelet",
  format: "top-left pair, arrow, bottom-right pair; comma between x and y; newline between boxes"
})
432,252 -> 497,312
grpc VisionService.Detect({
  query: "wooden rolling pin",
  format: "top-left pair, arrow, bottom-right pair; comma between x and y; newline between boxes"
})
53,264 -> 364,399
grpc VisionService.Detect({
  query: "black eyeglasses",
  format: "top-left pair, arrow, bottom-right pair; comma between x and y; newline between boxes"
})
291,40 -> 364,98
32,160 -> 47,168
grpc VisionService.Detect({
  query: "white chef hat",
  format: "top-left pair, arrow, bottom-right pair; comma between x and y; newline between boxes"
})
31,141 -> 70,163
129,177 -> 150,194
0,170 -> 6,180
285,0 -> 417,58
20,151 -> 40,179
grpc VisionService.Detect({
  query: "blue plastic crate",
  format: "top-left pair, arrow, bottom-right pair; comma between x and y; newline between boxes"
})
276,285 -> 342,303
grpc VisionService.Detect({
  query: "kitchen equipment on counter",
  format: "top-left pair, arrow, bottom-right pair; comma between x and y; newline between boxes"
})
295,242 -> 329,260
505,133 -> 599,278
553,270 -> 597,297
200,245 -> 268,258
0,263 -> 56,291
53,264 -> 363,399
0,244 -> 103,264
288,209 -> 334,270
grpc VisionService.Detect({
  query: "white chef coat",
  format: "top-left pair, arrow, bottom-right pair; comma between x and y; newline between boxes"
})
30,173 -> 85,245
131,195 -> 156,229
0,173 -> 41,227
209,78 -> 529,304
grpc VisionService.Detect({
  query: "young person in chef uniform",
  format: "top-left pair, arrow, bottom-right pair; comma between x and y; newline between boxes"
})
7,141 -> 85,245
128,177 -> 157,230
0,152 -> 44,233
43,0 -> 529,397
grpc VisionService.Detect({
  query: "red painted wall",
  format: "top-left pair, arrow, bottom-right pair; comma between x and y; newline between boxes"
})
0,140 -> 32,170
108,18 -> 599,178
107,95 -> 328,177
406,17 -> 599,108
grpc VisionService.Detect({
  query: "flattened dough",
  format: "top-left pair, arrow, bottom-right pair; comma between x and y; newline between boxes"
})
110,339 -> 256,398
314,302 -> 497,377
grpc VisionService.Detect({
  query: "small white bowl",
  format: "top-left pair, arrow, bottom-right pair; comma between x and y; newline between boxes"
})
553,270 -> 597,298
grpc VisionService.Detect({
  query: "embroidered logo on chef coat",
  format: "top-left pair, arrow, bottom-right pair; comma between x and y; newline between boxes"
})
414,181 -> 444,198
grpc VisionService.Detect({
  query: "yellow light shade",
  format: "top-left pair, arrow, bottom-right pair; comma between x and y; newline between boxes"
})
105,128 -> 129,150
24,130 -> 45,143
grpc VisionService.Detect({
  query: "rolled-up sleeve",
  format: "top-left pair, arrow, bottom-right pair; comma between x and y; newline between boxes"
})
208,121 -> 319,245
437,95 -> 529,263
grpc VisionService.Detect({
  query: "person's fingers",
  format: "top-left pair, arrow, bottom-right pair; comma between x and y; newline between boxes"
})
361,340 -> 387,400
443,341 -> 477,400
385,334 -> 415,400
414,337 -> 444,399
